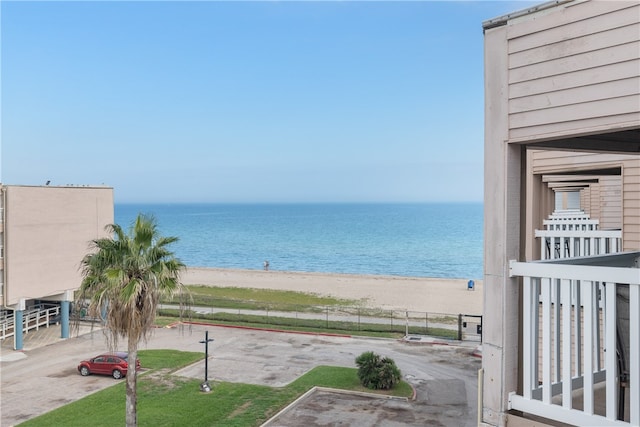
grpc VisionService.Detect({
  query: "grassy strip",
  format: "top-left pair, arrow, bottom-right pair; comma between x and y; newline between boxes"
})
20,351 -> 412,427
164,285 -> 363,312
159,286 -> 459,339
138,349 -> 204,370
166,285 -> 459,323
157,309 -> 459,340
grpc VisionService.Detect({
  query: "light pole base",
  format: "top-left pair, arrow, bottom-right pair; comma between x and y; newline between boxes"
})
200,381 -> 211,393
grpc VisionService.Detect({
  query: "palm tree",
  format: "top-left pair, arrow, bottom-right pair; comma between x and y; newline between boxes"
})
355,351 -> 401,390
77,214 -> 186,427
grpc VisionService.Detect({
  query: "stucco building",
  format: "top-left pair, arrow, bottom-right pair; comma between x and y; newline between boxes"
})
0,184 -> 113,350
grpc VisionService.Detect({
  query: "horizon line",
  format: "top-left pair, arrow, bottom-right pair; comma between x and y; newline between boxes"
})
114,200 -> 484,205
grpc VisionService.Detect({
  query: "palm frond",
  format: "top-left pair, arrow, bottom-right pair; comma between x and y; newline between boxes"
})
75,213 -> 188,350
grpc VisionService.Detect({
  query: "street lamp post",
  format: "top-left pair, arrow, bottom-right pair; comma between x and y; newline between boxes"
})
199,330 -> 214,392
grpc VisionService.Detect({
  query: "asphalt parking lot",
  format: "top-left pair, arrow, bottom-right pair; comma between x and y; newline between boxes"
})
1,323 -> 481,426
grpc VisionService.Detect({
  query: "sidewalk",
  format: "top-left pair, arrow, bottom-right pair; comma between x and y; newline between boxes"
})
0,323 -> 100,360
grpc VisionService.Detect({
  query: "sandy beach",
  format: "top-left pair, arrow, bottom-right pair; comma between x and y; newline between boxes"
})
182,267 -> 483,315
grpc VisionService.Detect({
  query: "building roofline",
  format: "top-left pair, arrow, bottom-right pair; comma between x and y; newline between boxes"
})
482,0 -> 573,31
0,184 -> 113,189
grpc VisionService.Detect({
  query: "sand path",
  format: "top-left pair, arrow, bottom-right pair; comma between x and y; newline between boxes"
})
182,267 -> 483,315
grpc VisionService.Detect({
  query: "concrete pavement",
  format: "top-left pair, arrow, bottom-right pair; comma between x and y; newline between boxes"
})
1,322 -> 481,426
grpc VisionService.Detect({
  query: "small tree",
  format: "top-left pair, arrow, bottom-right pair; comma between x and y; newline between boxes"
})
355,351 -> 401,390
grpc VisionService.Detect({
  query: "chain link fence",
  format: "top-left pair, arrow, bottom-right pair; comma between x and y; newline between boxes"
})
158,297 -> 482,342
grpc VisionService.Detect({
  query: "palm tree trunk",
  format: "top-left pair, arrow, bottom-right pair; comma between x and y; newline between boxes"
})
126,335 -> 138,427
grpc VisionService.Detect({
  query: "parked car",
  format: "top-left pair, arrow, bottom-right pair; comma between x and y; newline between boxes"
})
77,352 -> 140,379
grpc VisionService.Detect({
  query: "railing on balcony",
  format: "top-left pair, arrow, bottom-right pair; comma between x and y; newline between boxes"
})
536,229 -> 623,260
509,252 -> 640,427
537,210 -> 622,260
545,209 -> 593,228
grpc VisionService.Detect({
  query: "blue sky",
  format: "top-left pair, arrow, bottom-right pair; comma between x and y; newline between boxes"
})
1,1 -> 537,203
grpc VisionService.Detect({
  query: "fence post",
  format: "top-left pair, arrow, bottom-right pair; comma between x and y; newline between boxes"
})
425,312 -> 429,335
405,311 -> 409,337
326,307 -> 329,329
457,314 -> 463,341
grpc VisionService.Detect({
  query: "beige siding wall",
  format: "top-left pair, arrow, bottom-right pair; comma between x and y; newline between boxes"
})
580,185 -> 591,215
531,150 -> 631,174
3,186 -> 114,306
506,0 -> 640,142
585,183 -> 602,219
529,150 -> 639,247
483,1 -> 639,425
599,175 -> 622,229
591,184 -> 602,221
623,158 -> 640,249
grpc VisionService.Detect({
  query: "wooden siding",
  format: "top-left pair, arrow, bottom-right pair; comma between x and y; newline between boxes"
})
591,184 -> 602,222
598,175 -> 622,230
506,1 -> 640,142
530,149 -> 639,250
624,160 -> 640,250
581,186 -> 591,216
483,2 -> 640,425
590,184 -> 601,221
531,150 -> 630,173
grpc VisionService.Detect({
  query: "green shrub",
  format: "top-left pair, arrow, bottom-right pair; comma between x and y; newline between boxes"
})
355,351 -> 401,390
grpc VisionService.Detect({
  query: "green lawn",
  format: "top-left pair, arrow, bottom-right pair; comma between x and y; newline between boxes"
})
20,350 -> 413,427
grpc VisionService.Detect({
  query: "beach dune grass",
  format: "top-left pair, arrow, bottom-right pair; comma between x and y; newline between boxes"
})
176,285 -> 459,321
158,285 -> 460,339
168,285 -> 363,311
19,350 -> 412,427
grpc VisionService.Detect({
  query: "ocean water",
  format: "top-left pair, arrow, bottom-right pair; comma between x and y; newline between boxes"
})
114,203 -> 483,280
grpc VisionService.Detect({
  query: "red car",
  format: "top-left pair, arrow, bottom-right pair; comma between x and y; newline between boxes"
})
77,352 -> 140,379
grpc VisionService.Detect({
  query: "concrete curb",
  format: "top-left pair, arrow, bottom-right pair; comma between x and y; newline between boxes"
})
0,351 -> 27,362
170,321 -> 353,338
401,334 -> 454,346
260,386 -> 318,427
260,386 -> 410,427
472,345 -> 482,358
401,339 -> 452,346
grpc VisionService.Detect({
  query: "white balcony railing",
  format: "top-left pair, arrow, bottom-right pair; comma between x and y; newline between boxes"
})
544,210 -> 596,231
537,210 -> 622,261
509,252 -> 640,427
0,304 -> 60,341
536,229 -> 622,260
